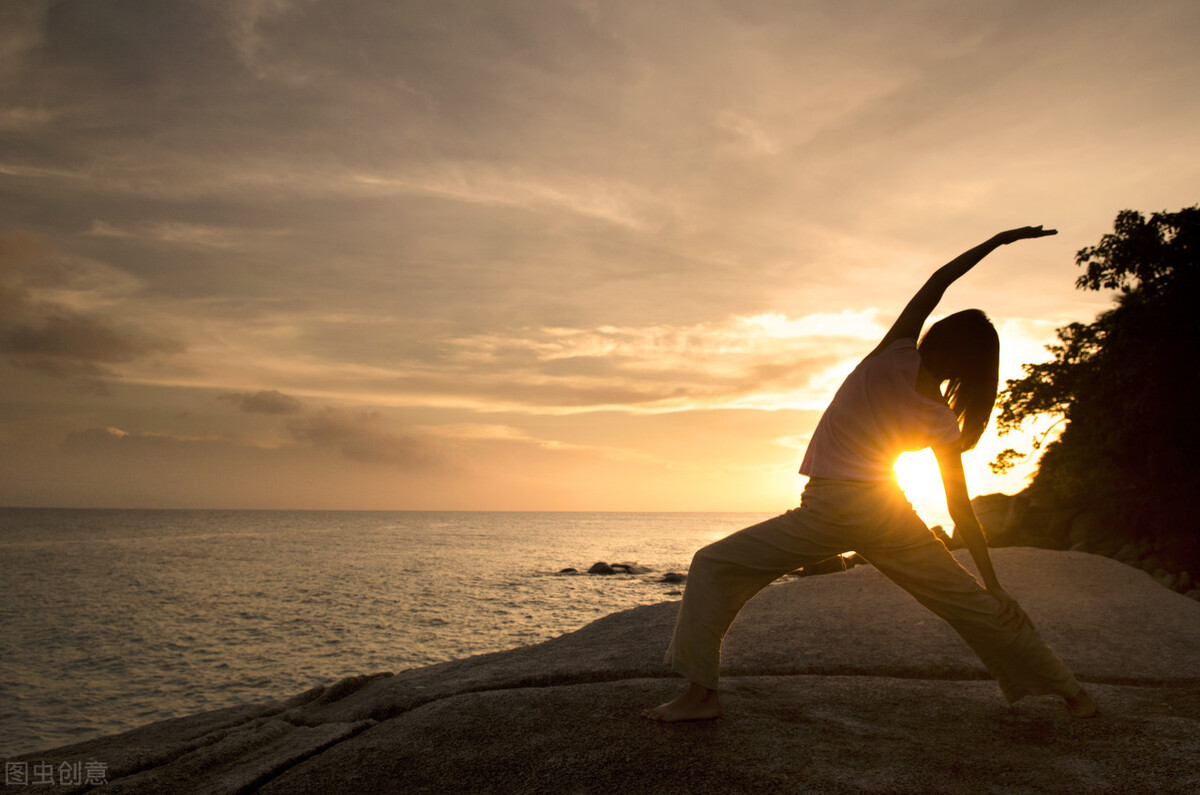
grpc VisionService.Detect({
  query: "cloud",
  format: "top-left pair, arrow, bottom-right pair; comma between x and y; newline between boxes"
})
286,408 -> 441,469
86,220 -> 264,249
60,426 -> 206,453
351,167 -> 666,230
219,389 -> 304,414
431,311 -> 884,412
3,311 -> 176,372
0,230 -> 48,277
0,232 -> 183,387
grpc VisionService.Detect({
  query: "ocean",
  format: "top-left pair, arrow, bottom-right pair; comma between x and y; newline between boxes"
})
0,508 -> 770,758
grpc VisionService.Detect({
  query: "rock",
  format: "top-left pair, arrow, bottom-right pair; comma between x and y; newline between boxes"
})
18,549 -> 1200,795
1140,555 -> 1167,574
658,572 -> 686,584
971,490 -> 1061,547
587,562 -> 651,575
266,678 -> 1200,795
1176,571 -> 1193,593
1088,532 -> 1124,559
1159,535 -> 1200,578
971,486 -> 1075,551
970,492 -> 1015,543
1186,588 -> 1200,601
557,567 -> 578,574
1068,511 -> 1105,547
1115,543 -> 1147,564
1026,533 -> 1058,550
1153,570 -> 1175,589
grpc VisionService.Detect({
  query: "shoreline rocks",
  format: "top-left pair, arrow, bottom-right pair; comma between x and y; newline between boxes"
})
972,489 -> 1199,601
558,562 -> 662,576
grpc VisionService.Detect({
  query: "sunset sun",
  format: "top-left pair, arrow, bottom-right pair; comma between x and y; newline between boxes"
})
894,450 -> 951,529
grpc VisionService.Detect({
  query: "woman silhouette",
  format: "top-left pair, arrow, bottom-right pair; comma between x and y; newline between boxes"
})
644,227 -> 1096,722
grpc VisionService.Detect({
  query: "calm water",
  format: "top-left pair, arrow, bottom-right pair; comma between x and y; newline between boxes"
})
0,509 -> 768,758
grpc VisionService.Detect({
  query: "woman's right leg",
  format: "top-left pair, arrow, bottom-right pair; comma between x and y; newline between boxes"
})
645,509 -> 846,721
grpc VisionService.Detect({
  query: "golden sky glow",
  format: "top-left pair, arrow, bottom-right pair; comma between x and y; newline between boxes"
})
1,1 -> 1198,514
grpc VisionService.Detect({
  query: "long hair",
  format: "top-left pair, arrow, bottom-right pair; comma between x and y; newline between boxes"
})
917,309 -> 999,451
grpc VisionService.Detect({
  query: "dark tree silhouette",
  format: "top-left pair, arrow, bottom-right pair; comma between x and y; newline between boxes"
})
993,206 -> 1200,568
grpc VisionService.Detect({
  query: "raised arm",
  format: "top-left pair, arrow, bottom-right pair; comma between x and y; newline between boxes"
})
868,226 -> 1056,357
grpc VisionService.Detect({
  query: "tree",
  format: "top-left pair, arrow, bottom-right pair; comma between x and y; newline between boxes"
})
993,206 -> 1200,567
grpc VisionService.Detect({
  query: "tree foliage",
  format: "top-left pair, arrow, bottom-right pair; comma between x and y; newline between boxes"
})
993,207 -> 1200,562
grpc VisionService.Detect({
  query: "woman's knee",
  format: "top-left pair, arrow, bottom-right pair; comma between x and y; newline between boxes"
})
689,542 -> 740,582
690,544 -> 718,571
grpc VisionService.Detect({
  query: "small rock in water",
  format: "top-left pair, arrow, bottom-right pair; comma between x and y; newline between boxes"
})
610,562 -> 651,574
558,567 -> 579,575
659,572 -> 686,584
588,562 -> 616,575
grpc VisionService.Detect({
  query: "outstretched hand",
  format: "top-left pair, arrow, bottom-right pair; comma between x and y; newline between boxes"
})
995,225 -> 1057,245
986,584 -> 1027,629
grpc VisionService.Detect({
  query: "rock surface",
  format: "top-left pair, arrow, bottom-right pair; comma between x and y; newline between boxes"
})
13,549 -> 1200,794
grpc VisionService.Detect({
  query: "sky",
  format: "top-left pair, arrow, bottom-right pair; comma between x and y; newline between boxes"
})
1,0 -> 1197,517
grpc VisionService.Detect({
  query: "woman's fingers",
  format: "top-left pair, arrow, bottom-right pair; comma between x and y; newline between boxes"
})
995,595 -> 1034,630
1000,225 -> 1058,241
987,586 -> 1028,628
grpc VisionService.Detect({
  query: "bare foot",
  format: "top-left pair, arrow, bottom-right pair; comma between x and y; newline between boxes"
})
642,682 -> 721,722
1065,688 -> 1097,718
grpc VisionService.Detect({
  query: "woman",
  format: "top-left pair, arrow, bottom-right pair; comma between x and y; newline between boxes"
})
644,226 -> 1096,722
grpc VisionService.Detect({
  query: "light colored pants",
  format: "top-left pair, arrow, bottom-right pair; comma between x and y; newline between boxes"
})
666,478 -> 1081,702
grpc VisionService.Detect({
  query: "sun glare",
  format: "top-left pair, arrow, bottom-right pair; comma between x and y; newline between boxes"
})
894,450 -> 952,529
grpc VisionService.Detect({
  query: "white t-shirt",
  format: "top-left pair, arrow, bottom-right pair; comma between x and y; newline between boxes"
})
799,338 -> 961,481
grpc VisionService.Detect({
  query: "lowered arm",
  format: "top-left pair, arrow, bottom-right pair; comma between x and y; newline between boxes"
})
933,441 -> 1022,625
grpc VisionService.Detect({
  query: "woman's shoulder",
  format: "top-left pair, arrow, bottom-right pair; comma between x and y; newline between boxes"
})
863,336 -> 918,362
